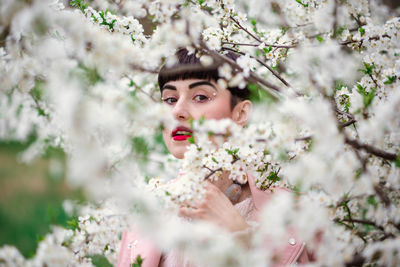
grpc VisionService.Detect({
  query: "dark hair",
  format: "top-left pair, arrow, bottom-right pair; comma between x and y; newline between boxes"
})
158,48 -> 250,109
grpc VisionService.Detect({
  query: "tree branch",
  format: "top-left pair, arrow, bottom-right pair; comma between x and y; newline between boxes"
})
221,46 -> 291,87
344,136 -> 398,161
229,16 -> 297,49
200,44 -> 284,94
222,41 -> 297,49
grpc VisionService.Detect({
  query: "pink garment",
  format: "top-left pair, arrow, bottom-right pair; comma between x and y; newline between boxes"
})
117,173 -> 311,267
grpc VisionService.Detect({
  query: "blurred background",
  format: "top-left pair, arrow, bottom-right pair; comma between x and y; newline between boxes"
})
1,0 -> 399,262
0,138 -> 84,258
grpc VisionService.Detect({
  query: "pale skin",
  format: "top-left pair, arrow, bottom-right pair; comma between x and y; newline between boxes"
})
161,78 -> 253,233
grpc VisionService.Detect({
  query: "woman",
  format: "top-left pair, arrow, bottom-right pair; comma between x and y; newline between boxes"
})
117,49 -> 311,266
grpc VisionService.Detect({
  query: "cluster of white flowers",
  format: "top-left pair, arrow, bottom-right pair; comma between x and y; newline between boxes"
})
149,118 -> 305,208
0,0 -> 399,266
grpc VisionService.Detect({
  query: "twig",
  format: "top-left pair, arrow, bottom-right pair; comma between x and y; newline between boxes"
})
340,34 -> 390,46
344,137 -> 398,161
229,16 -> 298,49
344,254 -> 365,267
229,16 -> 263,43
334,219 -> 367,243
339,119 -> 356,128
374,184 -> 391,207
222,41 -> 297,49
294,136 -> 312,142
337,217 -> 396,241
204,157 -> 239,180
310,74 -> 397,162
129,64 -> 158,74
340,218 -> 385,231
332,0 -> 339,36
221,46 -> 291,87
201,44 -> 284,94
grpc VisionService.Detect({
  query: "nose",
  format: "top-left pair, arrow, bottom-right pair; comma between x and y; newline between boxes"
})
172,97 -> 190,121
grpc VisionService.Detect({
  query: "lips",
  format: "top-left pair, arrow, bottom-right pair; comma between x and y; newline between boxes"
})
171,126 -> 193,141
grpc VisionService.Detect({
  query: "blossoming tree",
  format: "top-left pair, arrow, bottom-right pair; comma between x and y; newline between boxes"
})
0,0 -> 399,266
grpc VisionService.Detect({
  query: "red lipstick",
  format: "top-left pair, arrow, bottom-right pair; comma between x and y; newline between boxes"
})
171,126 -> 193,141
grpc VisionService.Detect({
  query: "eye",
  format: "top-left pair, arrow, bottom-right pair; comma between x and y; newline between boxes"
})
193,95 -> 209,103
162,97 -> 178,105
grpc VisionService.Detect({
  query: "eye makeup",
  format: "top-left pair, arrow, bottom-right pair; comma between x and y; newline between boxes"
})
162,87 -> 217,105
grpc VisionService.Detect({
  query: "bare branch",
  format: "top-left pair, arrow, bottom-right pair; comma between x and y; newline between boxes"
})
204,157 -> 239,180
340,34 -> 390,46
294,136 -> 312,142
221,46 -> 291,87
339,218 -> 385,231
222,41 -> 297,49
339,119 -> 356,128
374,184 -> 391,207
344,136 -> 398,161
201,44 -> 284,94
229,16 -> 297,49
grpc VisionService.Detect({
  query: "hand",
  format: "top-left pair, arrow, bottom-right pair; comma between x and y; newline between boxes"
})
179,180 -> 249,232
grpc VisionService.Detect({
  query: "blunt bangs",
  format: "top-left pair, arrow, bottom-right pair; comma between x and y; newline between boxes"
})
158,48 -> 250,101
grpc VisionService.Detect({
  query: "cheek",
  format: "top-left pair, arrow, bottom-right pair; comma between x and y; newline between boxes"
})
201,97 -> 232,120
162,128 -> 170,145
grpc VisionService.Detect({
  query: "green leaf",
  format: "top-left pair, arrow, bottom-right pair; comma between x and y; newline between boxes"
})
357,84 -> 375,108
367,196 -> 378,208
91,14 -> 98,22
363,90 -> 375,108
263,46 -> 273,53
88,254 -> 113,267
295,0 -> 308,7
395,155 -> 400,168
383,76 -> 396,84
358,62 -> 375,75
66,216 -> 80,231
211,157 -> 219,164
189,117 -> 194,128
187,136 -> 195,144
132,255 -> 144,267
315,35 -> 324,43
358,27 -> 365,36
199,115 -> 206,124
334,26 -> 346,36
251,18 -> 257,26
280,27 -> 288,35
70,0 -> 89,13
266,171 -> 280,182
165,191 -> 171,196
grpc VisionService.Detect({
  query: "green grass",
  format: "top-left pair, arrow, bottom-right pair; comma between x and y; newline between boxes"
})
0,140 -> 84,258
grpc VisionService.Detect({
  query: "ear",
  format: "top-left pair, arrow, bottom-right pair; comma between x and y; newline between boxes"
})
231,100 -> 252,126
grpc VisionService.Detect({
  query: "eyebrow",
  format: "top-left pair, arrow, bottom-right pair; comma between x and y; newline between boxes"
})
161,81 -> 217,92
188,81 -> 217,90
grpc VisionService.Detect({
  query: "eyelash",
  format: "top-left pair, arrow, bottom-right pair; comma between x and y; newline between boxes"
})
162,95 -> 210,105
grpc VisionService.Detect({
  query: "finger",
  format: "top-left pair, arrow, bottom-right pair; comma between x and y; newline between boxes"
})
204,180 -> 219,192
180,197 -> 202,208
179,206 -> 201,219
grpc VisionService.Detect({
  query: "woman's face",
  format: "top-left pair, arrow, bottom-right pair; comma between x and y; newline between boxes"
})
161,78 -> 233,159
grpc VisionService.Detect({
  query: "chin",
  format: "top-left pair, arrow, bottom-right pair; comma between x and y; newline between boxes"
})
170,146 -> 188,159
